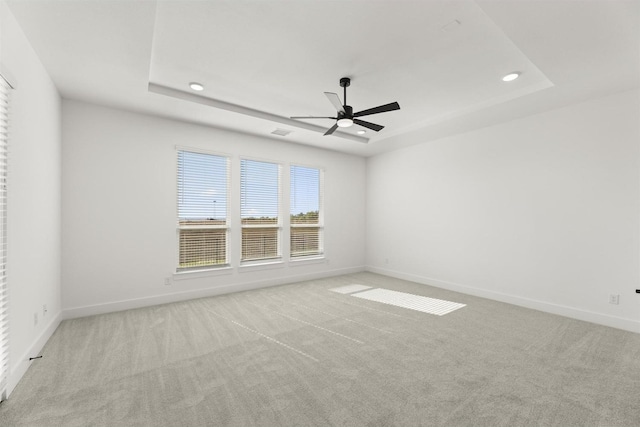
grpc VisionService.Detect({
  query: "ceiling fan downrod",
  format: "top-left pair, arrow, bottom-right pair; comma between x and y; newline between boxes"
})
340,77 -> 350,107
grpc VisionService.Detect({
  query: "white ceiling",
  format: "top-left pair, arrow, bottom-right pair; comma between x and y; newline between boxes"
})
6,0 -> 640,157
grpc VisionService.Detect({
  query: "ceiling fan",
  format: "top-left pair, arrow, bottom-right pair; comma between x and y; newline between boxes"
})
291,77 -> 400,136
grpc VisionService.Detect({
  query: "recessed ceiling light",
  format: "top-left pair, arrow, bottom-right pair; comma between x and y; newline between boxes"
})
502,72 -> 521,82
357,130 -> 366,135
189,82 -> 204,91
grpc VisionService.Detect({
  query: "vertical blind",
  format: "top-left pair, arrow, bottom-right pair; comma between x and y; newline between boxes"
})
0,76 -> 10,400
177,150 -> 229,270
290,165 -> 323,258
240,159 -> 280,261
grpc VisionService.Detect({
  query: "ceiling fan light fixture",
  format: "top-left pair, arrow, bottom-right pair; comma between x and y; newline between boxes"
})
502,72 -> 521,82
337,118 -> 354,128
189,82 -> 204,91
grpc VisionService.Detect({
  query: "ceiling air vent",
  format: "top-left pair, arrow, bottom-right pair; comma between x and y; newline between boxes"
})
271,128 -> 292,137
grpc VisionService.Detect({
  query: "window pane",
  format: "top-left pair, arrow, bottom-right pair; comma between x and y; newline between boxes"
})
290,166 -> 319,224
290,165 -> 323,258
291,227 -> 320,258
178,151 -> 228,221
241,159 -> 280,261
242,227 -> 279,261
241,159 -> 280,224
177,150 -> 229,270
179,228 -> 227,268
0,77 -> 10,398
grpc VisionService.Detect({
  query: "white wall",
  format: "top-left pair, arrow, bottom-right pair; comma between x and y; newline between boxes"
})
367,89 -> 640,332
0,1 -> 62,395
61,100 -> 366,316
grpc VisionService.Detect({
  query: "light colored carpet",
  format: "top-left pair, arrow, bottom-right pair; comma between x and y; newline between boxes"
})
2,272 -> 640,426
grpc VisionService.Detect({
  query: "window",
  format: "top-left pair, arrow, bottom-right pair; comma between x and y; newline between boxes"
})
240,159 -> 281,262
177,149 -> 229,271
0,75 -> 11,400
176,155 -> 324,270
290,165 -> 323,258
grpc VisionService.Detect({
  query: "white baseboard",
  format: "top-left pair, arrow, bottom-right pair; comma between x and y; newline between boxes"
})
7,310 -> 62,397
366,266 -> 640,334
63,265 -> 366,319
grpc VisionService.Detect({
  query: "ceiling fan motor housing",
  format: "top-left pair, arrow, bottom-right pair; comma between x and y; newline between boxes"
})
339,105 -> 354,119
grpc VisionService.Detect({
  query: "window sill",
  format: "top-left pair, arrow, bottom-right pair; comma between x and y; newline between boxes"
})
239,259 -> 284,273
173,266 -> 233,281
289,256 -> 326,266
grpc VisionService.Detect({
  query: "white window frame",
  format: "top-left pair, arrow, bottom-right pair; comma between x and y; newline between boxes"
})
176,147 -> 230,272
289,164 -> 324,260
239,157 -> 282,265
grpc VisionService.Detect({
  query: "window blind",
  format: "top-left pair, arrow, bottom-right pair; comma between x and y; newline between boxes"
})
0,76 -> 11,400
240,159 -> 280,261
177,150 -> 229,270
290,165 -> 323,258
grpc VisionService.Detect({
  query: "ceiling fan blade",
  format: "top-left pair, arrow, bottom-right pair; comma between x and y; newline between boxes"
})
290,116 -> 336,119
353,119 -> 384,132
324,92 -> 345,113
353,102 -> 400,118
323,123 -> 339,136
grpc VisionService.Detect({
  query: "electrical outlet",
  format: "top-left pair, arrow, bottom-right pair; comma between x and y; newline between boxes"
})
385,258 -> 389,264
609,294 -> 620,305
33,312 -> 38,326
164,277 -> 172,286
43,304 -> 48,316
